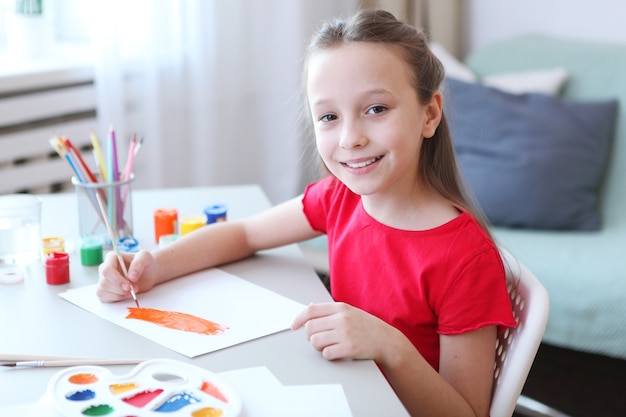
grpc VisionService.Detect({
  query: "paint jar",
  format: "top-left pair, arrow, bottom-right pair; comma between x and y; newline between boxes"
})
158,234 -> 179,248
180,215 -> 206,236
72,174 -> 134,248
204,204 -> 227,224
42,237 -> 64,259
45,252 -> 70,285
118,236 -> 139,253
0,194 -> 41,265
154,208 -> 178,243
80,236 -> 103,266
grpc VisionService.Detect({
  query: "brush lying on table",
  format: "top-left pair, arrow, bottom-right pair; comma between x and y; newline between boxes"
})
1,358 -> 144,368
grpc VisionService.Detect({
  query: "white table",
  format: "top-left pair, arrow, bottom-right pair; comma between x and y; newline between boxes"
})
0,185 -> 409,416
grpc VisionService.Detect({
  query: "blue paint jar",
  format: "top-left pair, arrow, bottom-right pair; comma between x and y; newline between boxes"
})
203,204 -> 227,224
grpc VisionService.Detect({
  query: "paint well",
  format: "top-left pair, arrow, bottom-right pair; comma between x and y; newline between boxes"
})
66,389 -> 96,401
82,404 -> 114,416
154,391 -> 201,412
69,373 -> 99,384
192,407 -> 224,417
123,388 -> 163,408
109,382 -> 139,395
201,381 -> 228,403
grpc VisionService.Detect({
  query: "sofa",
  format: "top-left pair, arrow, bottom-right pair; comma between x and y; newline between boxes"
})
450,36 -> 625,361
300,35 -> 626,362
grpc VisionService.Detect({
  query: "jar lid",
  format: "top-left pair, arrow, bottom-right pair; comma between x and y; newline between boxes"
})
45,251 -> 69,265
118,236 -> 139,253
203,203 -> 227,224
158,234 -> 179,248
154,208 -> 178,218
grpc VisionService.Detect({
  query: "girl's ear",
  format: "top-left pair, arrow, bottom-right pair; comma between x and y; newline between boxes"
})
422,91 -> 443,139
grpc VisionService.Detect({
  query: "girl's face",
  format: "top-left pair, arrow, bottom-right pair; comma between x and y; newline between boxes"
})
307,42 -> 441,200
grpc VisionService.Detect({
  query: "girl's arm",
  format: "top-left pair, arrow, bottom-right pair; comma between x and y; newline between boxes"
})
98,195 -> 319,302
382,326 -> 496,417
292,302 -> 496,417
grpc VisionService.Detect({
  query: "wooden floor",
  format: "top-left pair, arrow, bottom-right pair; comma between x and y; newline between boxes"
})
514,343 -> 626,417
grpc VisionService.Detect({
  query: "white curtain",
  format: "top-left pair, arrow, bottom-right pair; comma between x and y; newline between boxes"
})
87,0 -> 358,204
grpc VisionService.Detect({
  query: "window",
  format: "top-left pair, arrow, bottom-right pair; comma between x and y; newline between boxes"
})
0,0 -> 91,53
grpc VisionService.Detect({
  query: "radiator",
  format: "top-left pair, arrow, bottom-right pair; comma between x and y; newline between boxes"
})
0,64 -> 98,194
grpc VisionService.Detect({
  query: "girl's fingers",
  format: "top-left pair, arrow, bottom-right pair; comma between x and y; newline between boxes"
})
291,302 -> 337,330
97,251 -> 137,302
126,250 -> 151,282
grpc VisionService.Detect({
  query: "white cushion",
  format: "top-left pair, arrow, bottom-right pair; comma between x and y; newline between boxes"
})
483,67 -> 568,95
431,42 -> 568,96
430,42 -> 478,83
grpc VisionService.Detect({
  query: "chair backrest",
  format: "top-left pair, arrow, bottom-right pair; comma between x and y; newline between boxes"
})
490,248 -> 550,417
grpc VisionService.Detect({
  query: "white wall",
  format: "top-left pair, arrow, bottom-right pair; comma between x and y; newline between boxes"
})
464,0 -> 626,55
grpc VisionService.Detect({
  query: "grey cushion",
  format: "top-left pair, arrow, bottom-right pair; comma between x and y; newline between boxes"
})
444,77 -> 618,230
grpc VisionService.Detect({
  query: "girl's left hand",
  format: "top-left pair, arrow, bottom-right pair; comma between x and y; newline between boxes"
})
291,302 -> 399,362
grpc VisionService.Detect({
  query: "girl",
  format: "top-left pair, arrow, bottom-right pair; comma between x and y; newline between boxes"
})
97,9 -> 516,417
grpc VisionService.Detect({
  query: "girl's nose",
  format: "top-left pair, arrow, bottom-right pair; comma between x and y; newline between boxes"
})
339,120 -> 368,149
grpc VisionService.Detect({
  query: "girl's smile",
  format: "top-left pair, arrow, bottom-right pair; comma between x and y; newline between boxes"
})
341,155 -> 384,171
306,42 -> 435,202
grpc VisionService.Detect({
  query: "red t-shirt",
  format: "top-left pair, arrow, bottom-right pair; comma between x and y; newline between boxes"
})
302,176 -> 517,370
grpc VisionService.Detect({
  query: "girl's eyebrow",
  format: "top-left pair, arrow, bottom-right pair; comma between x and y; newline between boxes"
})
364,88 -> 393,98
310,88 -> 393,108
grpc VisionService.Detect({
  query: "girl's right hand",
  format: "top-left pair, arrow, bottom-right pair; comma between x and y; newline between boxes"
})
96,249 -> 157,303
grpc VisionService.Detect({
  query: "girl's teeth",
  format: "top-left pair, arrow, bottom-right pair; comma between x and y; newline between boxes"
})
346,157 -> 379,168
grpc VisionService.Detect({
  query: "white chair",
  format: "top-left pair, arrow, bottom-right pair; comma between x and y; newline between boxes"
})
490,248 -> 550,417
300,239 -> 556,416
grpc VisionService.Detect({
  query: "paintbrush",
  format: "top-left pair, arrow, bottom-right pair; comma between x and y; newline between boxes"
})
94,192 -> 140,308
0,354 -> 93,362
1,358 -> 143,368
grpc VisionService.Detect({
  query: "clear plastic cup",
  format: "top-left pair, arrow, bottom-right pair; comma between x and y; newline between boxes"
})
0,194 -> 42,265
72,175 -> 134,248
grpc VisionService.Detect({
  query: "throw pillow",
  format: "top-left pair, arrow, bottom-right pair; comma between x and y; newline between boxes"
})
430,42 -> 569,95
444,77 -> 618,231
483,67 -> 568,95
430,42 -> 478,83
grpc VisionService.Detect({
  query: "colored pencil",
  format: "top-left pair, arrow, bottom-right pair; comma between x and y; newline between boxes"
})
106,128 -> 117,233
90,131 -> 108,182
63,137 -> 98,183
121,134 -> 137,207
49,137 -> 101,218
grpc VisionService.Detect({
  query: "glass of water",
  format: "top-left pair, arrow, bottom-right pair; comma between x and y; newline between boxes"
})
0,194 -> 42,265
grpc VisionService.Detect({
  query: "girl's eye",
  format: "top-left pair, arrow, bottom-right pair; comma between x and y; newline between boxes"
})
319,114 -> 337,122
367,105 -> 387,114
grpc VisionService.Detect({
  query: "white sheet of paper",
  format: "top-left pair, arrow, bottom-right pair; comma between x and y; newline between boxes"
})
220,367 -> 353,417
59,268 -> 306,357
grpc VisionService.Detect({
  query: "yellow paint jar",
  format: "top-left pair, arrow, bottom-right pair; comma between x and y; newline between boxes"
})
180,215 -> 206,236
42,237 -> 64,259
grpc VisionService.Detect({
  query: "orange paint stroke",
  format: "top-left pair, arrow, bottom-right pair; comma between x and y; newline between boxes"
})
126,307 -> 229,335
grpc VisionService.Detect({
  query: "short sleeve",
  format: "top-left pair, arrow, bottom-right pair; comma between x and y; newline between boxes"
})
438,248 -> 517,335
302,175 -> 336,234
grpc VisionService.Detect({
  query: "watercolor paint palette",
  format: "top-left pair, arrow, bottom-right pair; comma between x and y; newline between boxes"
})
47,359 -> 241,417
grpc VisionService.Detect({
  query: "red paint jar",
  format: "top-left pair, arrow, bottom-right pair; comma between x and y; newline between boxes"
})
45,252 -> 70,285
